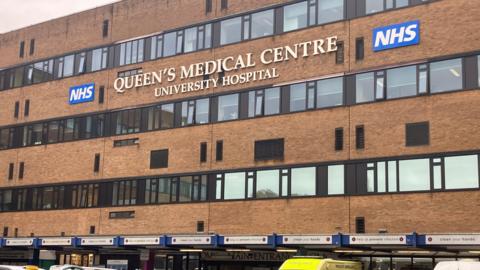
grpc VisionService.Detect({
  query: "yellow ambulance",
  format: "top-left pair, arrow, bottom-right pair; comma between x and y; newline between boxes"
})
279,257 -> 362,270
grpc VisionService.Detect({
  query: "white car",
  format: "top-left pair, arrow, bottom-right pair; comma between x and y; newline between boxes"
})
0,266 -> 45,270
434,261 -> 480,270
50,265 -> 114,270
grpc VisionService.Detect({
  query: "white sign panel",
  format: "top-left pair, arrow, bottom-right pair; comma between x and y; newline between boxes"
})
41,238 -> 72,246
171,236 -> 211,245
5,238 -> 34,246
349,235 -> 406,245
282,235 -> 332,245
425,235 -> 480,245
224,236 -> 268,245
80,237 -> 115,246
124,237 -> 160,245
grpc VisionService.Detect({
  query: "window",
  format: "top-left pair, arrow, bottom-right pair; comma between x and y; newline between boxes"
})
99,86 -> 105,104
366,0 -> 384,14
430,58 -> 463,93
103,20 -> 109,37
289,83 -> 307,112
93,153 -> 100,173
163,32 -> 178,57
75,52 -> 87,75
356,72 -> 374,103
112,109 -> 141,135
113,138 -> 139,147
119,39 -> 145,65
220,17 -> 242,45
406,122 -> 429,146
112,180 -> 137,206
221,0 -> 228,10
145,178 -> 171,204
91,47 -> 108,72
254,139 -> 284,161
205,0 -> 212,13
151,149 -> 169,169
18,162 -> 24,179
19,41 -> 25,58
387,66 -> 417,99
161,104 -> 174,129
61,54 -> 75,78
356,38 -> 364,61
317,77 -> 343,108
356,125 -> 365,149
24,100 -> 30,116
224,172 -> 245,200
335,128 -> 343,151
256,170 -> 280,198
109,211 -> 135,219
283,1 -> 308,32
328,165 -> 344,195
216,140 -> 223,161
184,27 -> 198,53
317,0 -> 344,24
478,56 -> 480,87
399,158 -> 430,191
200,142 -> 207,162
29,39 -> 35,55
14,101 -> 19,118
8,163 -> 14,180
248,87 -> 280,117
0,129 -> 10,150
336,41 -> 344,64
444,155 -> 479,189
291,167 -> 316,196
72,184 -> 99,208
179,176 -> 193,202
355,217 -> 366,233
251,10 -> 274,39
218,94 -> 239,121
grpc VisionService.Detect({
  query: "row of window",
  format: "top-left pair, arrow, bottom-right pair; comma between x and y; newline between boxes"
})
0,54 -> 478,151
0,152 -> 478,212
0,0 -> 432,92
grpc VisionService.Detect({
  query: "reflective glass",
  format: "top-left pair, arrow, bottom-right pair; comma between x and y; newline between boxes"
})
430,58 -> 463,93
399,159 -> 430,191
195,98 -> 210,124
387,66 -> 417,99
264,87 -> 280,115
283,1 -> 308,32
328,165 -> 344,195
317,0 -> 344,24
220,17 -> 242,45
163,32 -> 177,57
290,83 -> 306,112
356,72 -> 375,103
317,77 -> 343,108
251,10 -> 274,39
291,167 -> 316,196
445,155 -> 479,189
218,94 -> 239,121
366,0 -> 384,14
256,170 -> 280,198
184,27 -> 198,53
224,172 -> 246,199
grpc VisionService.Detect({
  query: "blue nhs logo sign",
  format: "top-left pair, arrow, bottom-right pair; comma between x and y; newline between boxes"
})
373,20 -> 420,52
69,83 -> 95,105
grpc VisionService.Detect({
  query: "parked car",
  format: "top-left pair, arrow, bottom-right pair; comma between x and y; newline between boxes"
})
49,265 -> 114,270
0,266 -> 44,270
434,261 -> 480,270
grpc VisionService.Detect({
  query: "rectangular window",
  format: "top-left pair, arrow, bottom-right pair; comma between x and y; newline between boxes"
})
150,149 -> 169,169
29,39 -> 35,55
14,101 -> 19,118
335,41 -> 344,64
18,162 -> 24,179
283,1 -> 308,32
112,180 -> 137,206
184,27 -> 198,53
163,32 -> 177,57
290,83 -> 307,112
200,142 -> 207,163
216,140 -> 223,161
317,77 -> 343,108
356,125 -> 365,149
221,0 -> 228,10
356,72 -> 375,103
103,20 -> 109,37
113,138 -> 139,147
387,66 -> 417,99
444,155 -> 479,189
99,86 -> 105,104
220,17 -> 242,45
406,122 -> 429,146
254,138 -> 284,161
63,55 -> 75,77
335,128 -> 343,151
224,172 -> 246,200
318,0 -> 344,24
8,163 -> 14,180
91,47 -> 108,72
248,88 -> 280,117
256,170 -> 280,198
218,94 -> 239,121
328,165 -> 344,195
119,39 -> 145,65
430,58 -> 463,93
291,167 -> 316,196
375,71 -> 385,100
160,103 -> 174,129
399,158 -> 430,191
366,0 -> 384,14
179,176 -> 193,202
418,64 -> 428,94
19,41 -> 25,58
377,162 -> 386,192
251,10 -> 274,39
93,153 -> 100,173
355,37 -> 364,61
388,161 -> 397,192
24,100 -> 30,116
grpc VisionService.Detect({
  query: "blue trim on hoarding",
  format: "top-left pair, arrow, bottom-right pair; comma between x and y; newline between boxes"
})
0,238 -> 4,248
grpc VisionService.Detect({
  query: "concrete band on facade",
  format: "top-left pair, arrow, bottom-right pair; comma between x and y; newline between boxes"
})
1,0 -> 480,269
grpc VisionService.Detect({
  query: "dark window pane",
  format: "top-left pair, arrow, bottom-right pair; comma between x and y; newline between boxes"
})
161,104 -> 174,128
151,149 -> 169,169
179,176 -> 192,202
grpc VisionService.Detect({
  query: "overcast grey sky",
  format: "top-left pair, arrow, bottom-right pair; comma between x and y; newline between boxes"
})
0,0 -> 121,34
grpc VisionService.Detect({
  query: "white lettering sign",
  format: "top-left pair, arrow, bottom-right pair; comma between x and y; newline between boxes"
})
282,235 -> 332,245
124,237 -> 161,245
349,235 -> 406,245
41,238 -> 72,246
224,236 -> 268,245
171,236 -> 212,245
5,238 -> 34,246
113,36 -> 338,97
80,237 -> 115,246
425,235 -> 480,245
